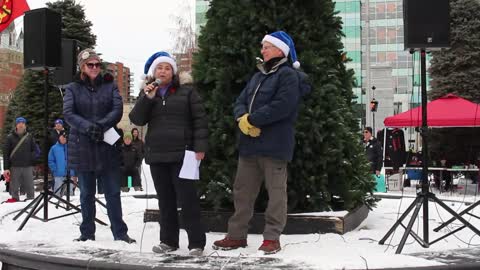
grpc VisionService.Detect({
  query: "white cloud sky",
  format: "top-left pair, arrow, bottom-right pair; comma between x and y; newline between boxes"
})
17,0 -> 195,94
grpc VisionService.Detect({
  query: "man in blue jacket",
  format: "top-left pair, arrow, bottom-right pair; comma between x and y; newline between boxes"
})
214,31 -> 307,254
48,131 -> 76,196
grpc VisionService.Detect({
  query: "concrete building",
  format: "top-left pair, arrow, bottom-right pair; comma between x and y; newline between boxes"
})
103,61 -> 137,133
105,62 -> 134,103
336,0 -> 427,133
174,47 -> 195,74
195,0 -> 209,35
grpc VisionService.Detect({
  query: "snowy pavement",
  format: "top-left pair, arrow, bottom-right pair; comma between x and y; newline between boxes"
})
2,164 -> 480,269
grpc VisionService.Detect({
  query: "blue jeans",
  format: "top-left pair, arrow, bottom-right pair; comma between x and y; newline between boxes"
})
53,176 -> 74,196
77,168 -> 128,239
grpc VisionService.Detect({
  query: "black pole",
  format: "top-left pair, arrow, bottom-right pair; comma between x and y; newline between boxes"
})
372,112 -> 376,135
43,68 -> 49,220
65,164 -> 71,211
420,49 -> 429,244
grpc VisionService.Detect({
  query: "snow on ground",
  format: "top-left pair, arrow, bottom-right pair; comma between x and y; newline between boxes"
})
1,163 -> 480,269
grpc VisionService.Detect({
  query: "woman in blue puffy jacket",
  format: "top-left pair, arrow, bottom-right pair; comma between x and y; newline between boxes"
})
63,48 -> 135,244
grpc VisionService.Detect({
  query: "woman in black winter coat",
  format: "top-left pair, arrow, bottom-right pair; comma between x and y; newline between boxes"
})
130,127 -> 144,157
63,48 -> 135,243
129,51 -> 208,256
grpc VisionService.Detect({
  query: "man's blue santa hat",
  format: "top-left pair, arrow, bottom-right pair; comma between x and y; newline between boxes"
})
262,31 -> 300,69
15,117 -> 26,124
141,51 -> 178,80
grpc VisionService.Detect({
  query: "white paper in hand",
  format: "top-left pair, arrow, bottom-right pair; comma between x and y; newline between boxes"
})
179,150 -> 201,180
103,127 -> 120,145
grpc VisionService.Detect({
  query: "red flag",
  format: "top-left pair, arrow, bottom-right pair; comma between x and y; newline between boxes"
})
0,0 -> 30,33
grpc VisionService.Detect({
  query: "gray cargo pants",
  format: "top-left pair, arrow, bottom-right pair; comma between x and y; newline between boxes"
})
10,166 -> 35,200
227,156 -> 288,241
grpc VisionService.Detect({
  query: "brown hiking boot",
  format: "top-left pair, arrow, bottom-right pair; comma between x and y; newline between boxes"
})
258,240 -> 281,254
212,237 -> 247,250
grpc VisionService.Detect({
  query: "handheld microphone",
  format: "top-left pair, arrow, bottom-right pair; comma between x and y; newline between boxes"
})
152,79 -> 162,87
146,79 -> 162,93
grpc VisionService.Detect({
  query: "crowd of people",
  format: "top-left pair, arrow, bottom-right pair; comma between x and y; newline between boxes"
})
1,30 -> 310,256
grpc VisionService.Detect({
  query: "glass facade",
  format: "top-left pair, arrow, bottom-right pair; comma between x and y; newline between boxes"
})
360,0 -> 416,95
195,0 -> 210,35
334,0 -> 430,126
335,1 -> 363,123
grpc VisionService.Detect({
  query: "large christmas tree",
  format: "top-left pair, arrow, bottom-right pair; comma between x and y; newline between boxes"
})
429,0 -> 480,102
193,0 -> 376,212
46,0 -> 96,47
2,0 -> 96,157
428,0 -> 480,162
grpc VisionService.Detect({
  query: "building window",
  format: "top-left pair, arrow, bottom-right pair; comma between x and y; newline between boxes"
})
387,3 -> 396,12
377,52 -> 386,63
346,1 -> 361,13
387,52 -> 397,62
387,27 -> 397,43
347,51 -> 361,63
394,102 -> 402,115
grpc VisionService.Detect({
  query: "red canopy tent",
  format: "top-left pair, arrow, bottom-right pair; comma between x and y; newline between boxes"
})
384,94 -> 480,127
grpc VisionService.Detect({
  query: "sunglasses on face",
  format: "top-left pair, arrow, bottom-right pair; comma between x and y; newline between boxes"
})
86,63 -> 101,69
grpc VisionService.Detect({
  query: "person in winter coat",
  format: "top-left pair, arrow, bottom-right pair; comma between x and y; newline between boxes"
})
48,130 -> 76,196
120,132 -> 142,192
0,173 -> 6,192
130,127 -> 144,189
363,127 -> 383,175
130,128 -> 144,158
2,117 -> 37,203
129,51 -> 208,256
213,31 -> 310,255
1,173 -> 8,193
48,119 -> 66,148
63,48 -> 135,244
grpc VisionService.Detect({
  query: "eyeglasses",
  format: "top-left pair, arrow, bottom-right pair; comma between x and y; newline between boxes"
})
363,131 -> 370,134
86,63 -> 101,69
261,45 -> 275,51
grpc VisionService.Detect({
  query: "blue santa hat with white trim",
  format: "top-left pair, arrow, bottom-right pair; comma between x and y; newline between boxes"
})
262,31 -> 300,69
141,51 -> 178,80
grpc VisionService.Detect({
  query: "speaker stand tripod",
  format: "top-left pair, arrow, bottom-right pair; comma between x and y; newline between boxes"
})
51,177 -> 107,211
433,188 -> 480,237
378,49 -> 480,253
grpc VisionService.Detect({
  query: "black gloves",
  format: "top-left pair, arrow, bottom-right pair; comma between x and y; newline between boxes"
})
86,124 -> 103,143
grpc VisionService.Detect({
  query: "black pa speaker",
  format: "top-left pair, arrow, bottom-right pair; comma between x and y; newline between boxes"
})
403,0 -> 450,49
24,8 -> 61,69
54,39 -> 85,85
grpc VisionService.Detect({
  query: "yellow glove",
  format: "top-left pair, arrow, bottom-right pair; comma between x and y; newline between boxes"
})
237,114 -> 253,135
248,127 -> 261,137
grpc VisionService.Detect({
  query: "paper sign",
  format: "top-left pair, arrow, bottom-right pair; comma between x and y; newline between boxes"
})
179,150 -> 201,180
103,127 -> 120,145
